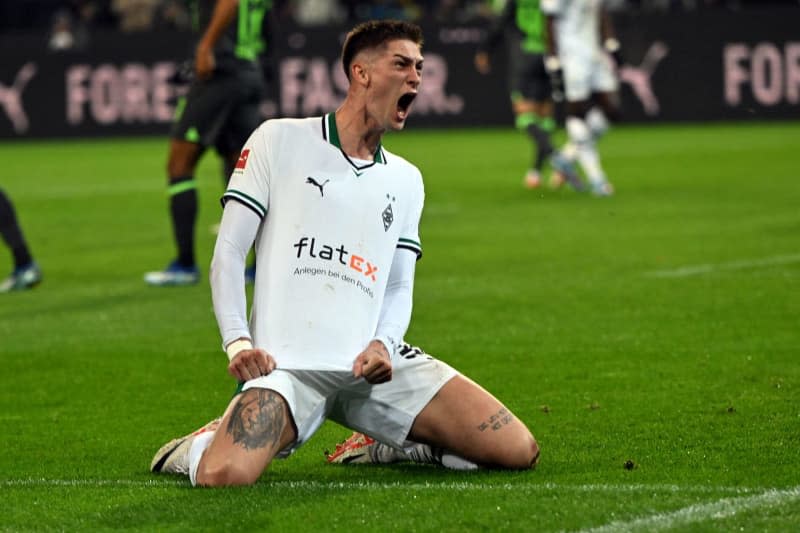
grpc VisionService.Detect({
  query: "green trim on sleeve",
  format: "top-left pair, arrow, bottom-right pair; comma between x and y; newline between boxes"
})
397,237 -> 423,259
223,189 -> 268,218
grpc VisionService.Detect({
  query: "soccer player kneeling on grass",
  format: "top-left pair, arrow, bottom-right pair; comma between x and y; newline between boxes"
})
150,20 -> 539,486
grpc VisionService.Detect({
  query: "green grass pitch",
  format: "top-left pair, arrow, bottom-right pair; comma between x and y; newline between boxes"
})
0,122 -> 798,531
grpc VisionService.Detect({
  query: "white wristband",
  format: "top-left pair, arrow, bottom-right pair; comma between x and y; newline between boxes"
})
225,339 -> 253,361
372,335 -> 397,359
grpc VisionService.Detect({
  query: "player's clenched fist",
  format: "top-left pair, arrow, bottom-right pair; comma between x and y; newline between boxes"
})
228,347 -> 276,382
353,340 -> 393,384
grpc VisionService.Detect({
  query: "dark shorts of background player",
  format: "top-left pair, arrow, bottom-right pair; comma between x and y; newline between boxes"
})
508,51 -> 551,103
171,66 -> 264,155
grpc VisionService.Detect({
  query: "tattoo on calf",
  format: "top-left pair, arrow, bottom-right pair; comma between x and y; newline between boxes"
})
227,389 -> 286,450
477,407 -> 515,432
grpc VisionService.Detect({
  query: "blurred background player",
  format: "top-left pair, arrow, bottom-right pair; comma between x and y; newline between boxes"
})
474,0 -> 581,191
0,189 -> 42,292
542,0 -> 621,196
144,0 -> 272,286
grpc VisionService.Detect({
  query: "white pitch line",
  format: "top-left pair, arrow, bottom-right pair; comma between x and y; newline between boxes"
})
645,253 -> 800,278
0,479 -> 778,496
0,478 -> 186,488
577,486 -> 800,533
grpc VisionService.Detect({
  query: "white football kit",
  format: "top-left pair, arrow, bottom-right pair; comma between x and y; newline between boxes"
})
542,0 -> 618,101
219,113 -> 424,370
209,113 -> 458,454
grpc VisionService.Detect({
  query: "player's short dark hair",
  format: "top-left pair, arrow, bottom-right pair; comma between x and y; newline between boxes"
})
341,20 -> 424,80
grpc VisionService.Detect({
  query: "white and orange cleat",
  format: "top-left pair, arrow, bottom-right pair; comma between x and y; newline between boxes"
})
326,432 -> 466,468
150,417 -> 222,474
326,433 -> 378,464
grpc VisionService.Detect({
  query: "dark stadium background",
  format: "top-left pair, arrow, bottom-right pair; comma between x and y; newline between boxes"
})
1,0 -> 799,139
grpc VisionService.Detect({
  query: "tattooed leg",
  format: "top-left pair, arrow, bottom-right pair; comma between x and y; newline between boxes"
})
227,389 -> 288,451
195,388 -> 297,486
408,375 -> 540,470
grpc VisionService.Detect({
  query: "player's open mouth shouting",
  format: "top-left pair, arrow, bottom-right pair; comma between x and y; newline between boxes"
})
396,91 -> 417,123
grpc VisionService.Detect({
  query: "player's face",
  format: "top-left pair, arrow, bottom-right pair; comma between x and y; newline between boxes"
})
365,39 -> 423,131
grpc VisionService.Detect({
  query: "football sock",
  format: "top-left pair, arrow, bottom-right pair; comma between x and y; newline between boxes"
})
440,452 -> 480,471
188,430 -> 214,486
368,442 -> 412,463
517,112 -> 554,172
566,117 -> 607,186
168,176 -> 198,268
0,189 -> 34,269
586,107 -> 610,139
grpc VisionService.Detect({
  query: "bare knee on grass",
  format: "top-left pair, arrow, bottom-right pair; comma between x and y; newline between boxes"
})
472,415 -> 540,470
196,457 -> 261,487
498,430 -> 540,470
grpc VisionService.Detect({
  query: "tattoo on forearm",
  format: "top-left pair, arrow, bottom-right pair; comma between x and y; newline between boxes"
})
477,407 -> 515,432
226,389 -> 286,450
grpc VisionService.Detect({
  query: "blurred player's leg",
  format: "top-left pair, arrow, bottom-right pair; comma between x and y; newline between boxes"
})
586,106 -> 609,139
145,139 -> 203,286
549,147 -> 584,191
167,140 -> 203,271
144,139 -> 203,286
555,50 -> 619,195
147,71 -> 249,287
515,103 -> 555,189
0,190 -> 33,269
0,189 -> 41,292
509,50 -> 557,190
566,115 -> 613,196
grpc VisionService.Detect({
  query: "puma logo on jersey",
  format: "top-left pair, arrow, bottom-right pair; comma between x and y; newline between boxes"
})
306,177 -> 330,197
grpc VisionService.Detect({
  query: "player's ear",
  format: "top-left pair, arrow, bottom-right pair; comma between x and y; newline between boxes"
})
351,55 -> 370,87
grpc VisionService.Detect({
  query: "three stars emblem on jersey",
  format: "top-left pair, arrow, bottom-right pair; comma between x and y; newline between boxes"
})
382,194 -> 396,232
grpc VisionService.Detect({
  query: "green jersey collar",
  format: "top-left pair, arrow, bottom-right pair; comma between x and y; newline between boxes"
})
321,113 -> 386,168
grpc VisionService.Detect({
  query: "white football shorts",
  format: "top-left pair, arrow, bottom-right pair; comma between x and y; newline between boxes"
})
240,343 -> 458,457
563,49 -> 619,102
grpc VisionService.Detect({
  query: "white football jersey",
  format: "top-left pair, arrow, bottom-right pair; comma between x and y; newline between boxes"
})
222,113 -> 424,371
541,0 -> 604,60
